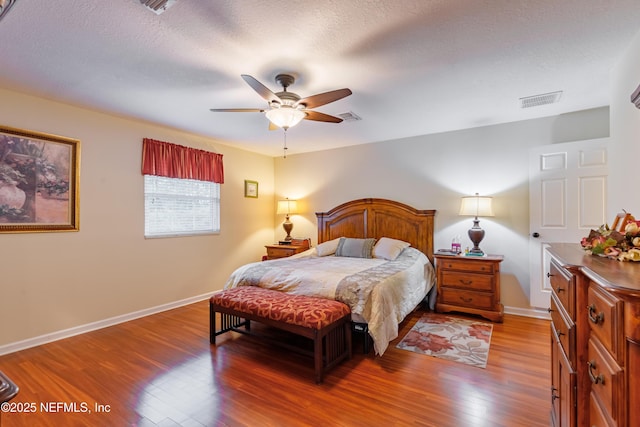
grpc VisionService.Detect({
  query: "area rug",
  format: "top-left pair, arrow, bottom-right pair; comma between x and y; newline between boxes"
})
396,313 -> 493,368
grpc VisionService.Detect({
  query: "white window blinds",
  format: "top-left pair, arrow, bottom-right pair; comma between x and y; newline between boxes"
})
144,175 -> 220,238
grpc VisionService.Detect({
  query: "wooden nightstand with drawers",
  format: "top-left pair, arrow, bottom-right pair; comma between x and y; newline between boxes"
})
264,239 -> 310,260
434,254 -> 504,322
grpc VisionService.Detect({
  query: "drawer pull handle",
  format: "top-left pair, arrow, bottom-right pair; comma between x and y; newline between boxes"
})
460,297 -> 473,303
551,386 -> 559,402
458,279 -> 473,285
547,307 -> 553,313
587,304 -> 604,324
587,360 -> 605,385
547,272 -> 554,278
555,286 -> 564,293
556,330 -> 564,338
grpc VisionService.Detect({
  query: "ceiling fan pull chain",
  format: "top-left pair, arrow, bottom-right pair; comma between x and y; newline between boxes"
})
283,130 -> 288,159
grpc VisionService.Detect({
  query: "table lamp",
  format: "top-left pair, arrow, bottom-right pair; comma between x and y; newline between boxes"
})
459,193 -> 494,255
276,198 -> 298,242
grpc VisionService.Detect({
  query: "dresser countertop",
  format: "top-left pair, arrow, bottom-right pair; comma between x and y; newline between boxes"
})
547,243 -> 640,295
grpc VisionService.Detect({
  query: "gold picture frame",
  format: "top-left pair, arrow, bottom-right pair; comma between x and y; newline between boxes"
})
244,180 -> 258,198
0,125 -> 80,233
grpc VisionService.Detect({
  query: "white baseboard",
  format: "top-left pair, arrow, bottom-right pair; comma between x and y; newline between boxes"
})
0,292 -> 215,356
504,305 -> 551,320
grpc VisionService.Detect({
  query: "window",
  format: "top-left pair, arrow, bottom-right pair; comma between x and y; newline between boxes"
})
141,138 -> 224,238
144,175 -> 220,237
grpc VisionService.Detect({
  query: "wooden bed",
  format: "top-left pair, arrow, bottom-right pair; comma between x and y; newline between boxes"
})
224,198 -> 437,355
316,198 -> 436,263
315,198 -> 436,353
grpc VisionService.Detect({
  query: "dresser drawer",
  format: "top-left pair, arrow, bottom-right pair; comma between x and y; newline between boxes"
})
590,391 -> 616,427
266,247 -> 294,258
550,335 -> 576,427
550,293 -> 576,367
440,271 -> 493,292
549,259 -> 575,319
587,284 -> 623,362
588,337 -> 624,425
437,258 -> 496,274
439,288 -> 493,310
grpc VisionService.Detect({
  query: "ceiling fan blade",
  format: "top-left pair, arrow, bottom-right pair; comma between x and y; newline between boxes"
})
209,108 -> 265,112
296,88 -> 352,109
241,74 -> 282,105
268,121 -> 279,131
303,110 -> 343,123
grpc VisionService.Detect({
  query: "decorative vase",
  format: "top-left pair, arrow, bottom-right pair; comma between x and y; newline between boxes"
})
0,182 -> 26,209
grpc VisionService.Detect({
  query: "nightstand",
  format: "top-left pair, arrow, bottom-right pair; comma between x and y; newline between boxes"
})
434,254 -> 504,322
264,239 -> 310,260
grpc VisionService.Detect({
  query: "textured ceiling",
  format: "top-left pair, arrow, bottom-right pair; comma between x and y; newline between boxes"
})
1,0 -> 639,156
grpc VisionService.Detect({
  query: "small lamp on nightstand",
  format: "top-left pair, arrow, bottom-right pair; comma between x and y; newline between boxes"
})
459,193 -> 494,255
277,198 -> 298,241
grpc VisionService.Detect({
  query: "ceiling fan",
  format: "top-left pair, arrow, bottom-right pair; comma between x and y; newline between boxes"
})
210,74 -> 352,130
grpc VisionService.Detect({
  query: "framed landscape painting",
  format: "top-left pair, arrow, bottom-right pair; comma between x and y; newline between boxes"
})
0,125 -> 80,233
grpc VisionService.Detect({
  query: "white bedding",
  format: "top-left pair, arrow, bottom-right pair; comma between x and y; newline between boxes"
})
224,246 -> 435,355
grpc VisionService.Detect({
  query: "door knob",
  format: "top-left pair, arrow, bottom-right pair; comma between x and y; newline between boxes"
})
532,232 -> 540,238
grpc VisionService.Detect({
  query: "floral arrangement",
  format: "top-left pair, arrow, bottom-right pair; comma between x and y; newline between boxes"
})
580,214 -> 640,261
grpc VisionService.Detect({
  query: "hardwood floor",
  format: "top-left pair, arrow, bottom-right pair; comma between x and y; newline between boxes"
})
0,301 -> 551,427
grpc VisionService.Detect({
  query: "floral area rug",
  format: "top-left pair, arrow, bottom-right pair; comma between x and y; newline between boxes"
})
396,313 -> 493,368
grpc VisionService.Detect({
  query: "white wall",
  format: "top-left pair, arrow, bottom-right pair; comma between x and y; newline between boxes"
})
0,88 -> 275,349
274,108 -> 610,311
610,29 -> 640,217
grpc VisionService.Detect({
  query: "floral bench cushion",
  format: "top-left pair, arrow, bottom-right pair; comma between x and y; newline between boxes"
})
210,287 -> 350,330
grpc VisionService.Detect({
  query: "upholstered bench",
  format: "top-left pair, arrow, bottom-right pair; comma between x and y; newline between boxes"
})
209,286 -> 352,383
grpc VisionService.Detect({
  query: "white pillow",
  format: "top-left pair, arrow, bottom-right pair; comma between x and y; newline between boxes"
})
316,238 -> 341,256
373,237 -> 411,260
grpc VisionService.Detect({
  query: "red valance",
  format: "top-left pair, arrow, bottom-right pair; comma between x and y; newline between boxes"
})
142,138 -> 224,184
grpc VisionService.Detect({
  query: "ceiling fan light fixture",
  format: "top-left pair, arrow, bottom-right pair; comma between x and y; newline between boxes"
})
265,107 -> 306,130
0,0 -> 17,22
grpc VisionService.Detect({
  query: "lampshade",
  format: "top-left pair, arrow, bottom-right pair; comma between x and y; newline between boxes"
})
265,107 -> 306,130
276,199 -> 298,215
459,194 -> 494,218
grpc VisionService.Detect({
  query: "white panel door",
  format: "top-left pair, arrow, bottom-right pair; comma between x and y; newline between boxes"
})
529,138 -> 608,309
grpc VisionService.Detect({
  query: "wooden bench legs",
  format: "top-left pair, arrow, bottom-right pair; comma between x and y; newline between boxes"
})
210,302 -> 351,384
210,310 -> 250,344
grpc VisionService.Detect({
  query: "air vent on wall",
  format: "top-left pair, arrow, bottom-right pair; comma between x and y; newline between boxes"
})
338,111 -> 362,122
0,0 -> 17,22
519,91 -> 563,109
139,0 -> 177,15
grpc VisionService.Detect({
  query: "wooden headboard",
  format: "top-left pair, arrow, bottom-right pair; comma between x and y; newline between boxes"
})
316,198 -> 436,263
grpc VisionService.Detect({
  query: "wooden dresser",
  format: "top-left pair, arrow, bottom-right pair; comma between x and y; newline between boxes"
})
547,243 -> 640,427
434,254 -> 504,322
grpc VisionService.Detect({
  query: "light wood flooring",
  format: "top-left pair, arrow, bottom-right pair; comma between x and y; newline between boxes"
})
0,301 -> 551,427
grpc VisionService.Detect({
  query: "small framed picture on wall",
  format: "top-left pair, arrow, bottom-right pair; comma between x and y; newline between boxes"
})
244,180 -> 258,198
